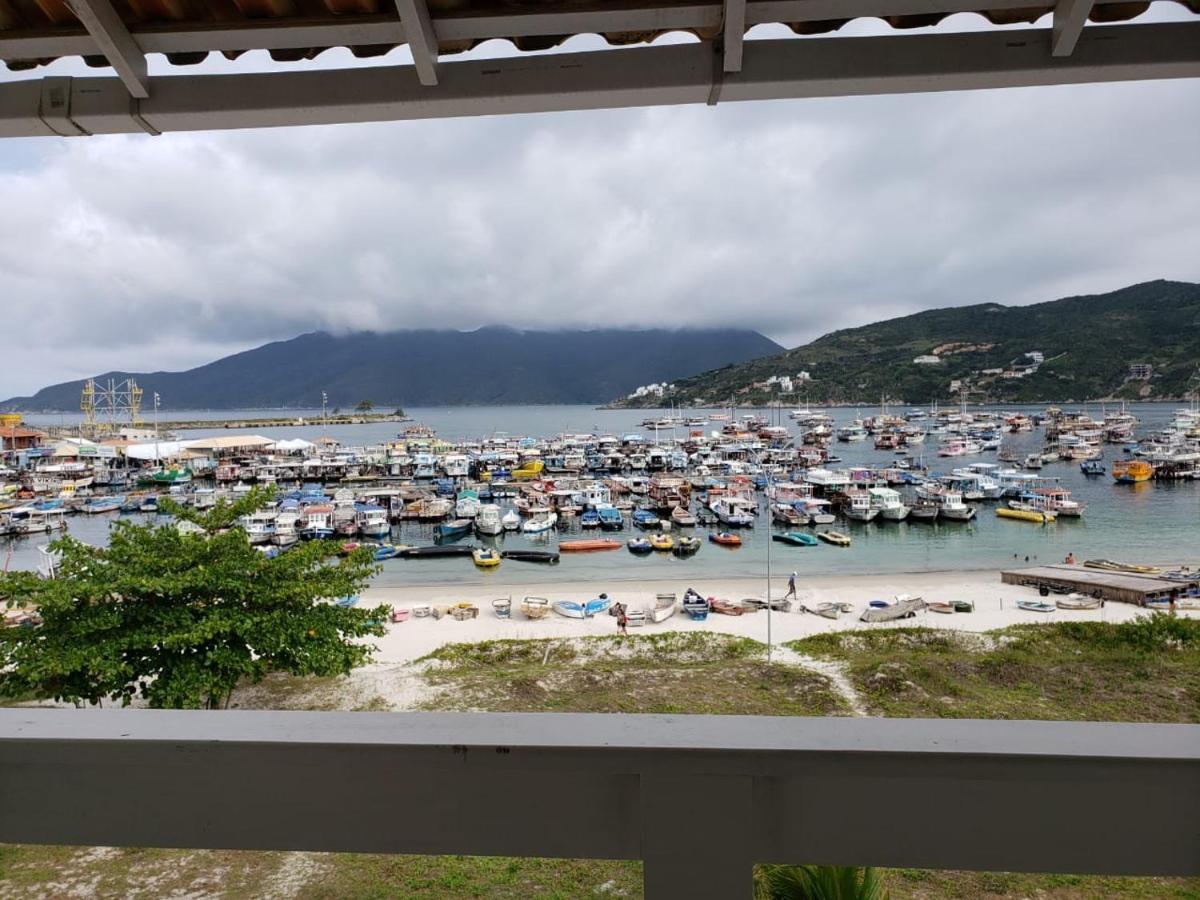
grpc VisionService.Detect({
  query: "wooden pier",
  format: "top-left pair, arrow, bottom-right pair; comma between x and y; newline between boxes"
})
1001,565 -> 1198,606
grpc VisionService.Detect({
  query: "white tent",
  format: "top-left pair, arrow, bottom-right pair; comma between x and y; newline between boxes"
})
271,439 -> 317,454
125,441 -> 186,460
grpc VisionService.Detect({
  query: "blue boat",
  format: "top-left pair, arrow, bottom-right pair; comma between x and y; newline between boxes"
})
632,508 -> 660,528
597,505 -> 624,530
372,544 -> 400,561
82,496 -> 123,514
681,589 -> 709,620
580,510 -> 601,528
551,596 -> 614,619
435,518 -> 474,541
334,595 -> 359,609
1080,460 -> 1106,475
627,538 -> 653,555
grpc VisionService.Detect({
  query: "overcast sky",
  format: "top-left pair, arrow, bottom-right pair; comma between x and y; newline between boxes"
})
2,9 -> 1198,397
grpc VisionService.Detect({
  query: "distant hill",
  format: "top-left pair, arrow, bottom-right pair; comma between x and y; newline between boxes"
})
1,327 -> 783,411
609,280 -> 1200,407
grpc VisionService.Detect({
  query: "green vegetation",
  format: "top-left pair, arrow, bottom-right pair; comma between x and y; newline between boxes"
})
790,617 -> 1200,721
419,633 -> 846,715
355,398 -> 374,412
613,279 -> 1200,406
755,864 -> 886,900
0,488 -> 388,709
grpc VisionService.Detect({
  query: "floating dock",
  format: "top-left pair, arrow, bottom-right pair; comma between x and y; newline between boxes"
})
1001,565 -> 1197,606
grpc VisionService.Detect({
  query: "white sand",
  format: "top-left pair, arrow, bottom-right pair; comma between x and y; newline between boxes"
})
360,569 -> 1194,667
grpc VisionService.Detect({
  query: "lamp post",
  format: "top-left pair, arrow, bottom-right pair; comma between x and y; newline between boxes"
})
153,392 -> 160,467
322,392 -> 328,441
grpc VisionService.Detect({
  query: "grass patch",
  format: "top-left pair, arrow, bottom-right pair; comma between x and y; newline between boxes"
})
419,633 -> 846,716
789,619 -> 1200,721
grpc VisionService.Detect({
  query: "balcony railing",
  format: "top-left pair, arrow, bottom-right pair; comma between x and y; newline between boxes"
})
1,710 -> 1197,898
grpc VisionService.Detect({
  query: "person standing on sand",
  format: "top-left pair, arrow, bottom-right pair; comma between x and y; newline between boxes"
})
615,602 -> 629,636
784,572 -> 797,600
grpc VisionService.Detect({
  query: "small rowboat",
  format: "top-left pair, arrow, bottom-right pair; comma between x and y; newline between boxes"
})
390,607 -> 410,623
411,604 -> 431,618
773,531 -> 818,547
628,538 -> 653,555
672,537 -> 701,556
1084,559 -> 1161,575
400,544 -> 476,559
520,597 -> 551,619
450,602 -> 480,620
709,532 -> 742,547
927,601 -> 955,614
951,600 -> 974,613
372,543 -> 401,561
552,597 -> 615,619
670,507 -> 697,527
1056,593 -> 1102,610
860,597 -> 925,622
812,602 -> 841,620
649,533 -> 674,551
1017,599 -> 1055,613
472,548 -> 501,568
492,598 -> 512,618
817,531 -> 851,547
681,590 -> 709,620
709,598 -> 744,616
1146,596 -> 1200,611
645,593 -> 677,622
559,539 -> 621,552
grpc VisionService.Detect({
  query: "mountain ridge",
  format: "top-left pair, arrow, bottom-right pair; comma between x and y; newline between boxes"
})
1,328 -> 783,411
608,280 -> 1200,407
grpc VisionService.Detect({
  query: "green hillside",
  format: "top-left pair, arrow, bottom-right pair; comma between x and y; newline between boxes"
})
610,280 -> 1200,407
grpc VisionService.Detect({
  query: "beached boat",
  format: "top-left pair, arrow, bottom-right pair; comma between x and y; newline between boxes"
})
472,547 -> 501,568
926,601 -> 955,614
492,597 -> 512,618
521,512 -> 558,534
951,600 -> 974,613
773,531 -> 818,547
520,597 -> 551,619
709,598 -> 744,616
672,536 -> 701,556
390,607 -> 410,623
709,531 -> 742,547
996,507 -> 1054,524
649,533 -> 674,551
501,549 -> 560,564
559,538 -> 621,552
817,531 -> 851,546
1017,599 -> 1056,613
628,537 -> 653,555
1083,559 -> 1161,575
859,596 -> 924,622
450,602 -> 480,620
1057,593 -> 1102,610
645,593 -> 678,623
1146,596 -> 1200,611
681,589 -> 710,620
553,596 -> 614,619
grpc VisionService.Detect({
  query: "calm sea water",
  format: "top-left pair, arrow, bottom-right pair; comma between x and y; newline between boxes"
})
9,404 -> 1199,590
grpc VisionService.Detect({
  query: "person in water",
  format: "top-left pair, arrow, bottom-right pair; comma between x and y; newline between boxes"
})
1065,552 -> 1076,565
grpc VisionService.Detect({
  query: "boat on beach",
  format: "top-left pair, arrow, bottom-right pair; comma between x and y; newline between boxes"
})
645,593 -> 678,622
1056,593 -> 1102,610
681,589 -> 710,620
552,596 -> 614,619
859,595 -> 924,622
1017,599 -> 1056,613
520,597 -> 551,619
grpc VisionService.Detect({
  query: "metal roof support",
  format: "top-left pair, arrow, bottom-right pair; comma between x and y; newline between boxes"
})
2,22 -> 1198,139
65,0 -> 149,99
394,0 -> 440,86
1052,0 -> 1096,56
723,0 -> 748,73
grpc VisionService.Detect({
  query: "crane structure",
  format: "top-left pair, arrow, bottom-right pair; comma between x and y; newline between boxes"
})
80,377 -> 143,437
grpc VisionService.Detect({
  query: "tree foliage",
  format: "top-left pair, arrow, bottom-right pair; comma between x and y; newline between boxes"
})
356,399 -> 374,412
0,488 -> 387,710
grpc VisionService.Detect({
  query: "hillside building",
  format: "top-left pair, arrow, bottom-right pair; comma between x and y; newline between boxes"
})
913,355 -> 941,365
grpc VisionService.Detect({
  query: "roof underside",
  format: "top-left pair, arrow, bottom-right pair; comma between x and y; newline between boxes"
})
3,0 -> 1198,71
1,1 -> 1198,137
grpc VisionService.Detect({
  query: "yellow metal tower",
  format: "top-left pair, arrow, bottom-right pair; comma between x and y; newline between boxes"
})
80,377 -> 145,436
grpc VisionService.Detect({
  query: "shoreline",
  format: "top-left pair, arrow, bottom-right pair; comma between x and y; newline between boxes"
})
359,568 -> 1197,667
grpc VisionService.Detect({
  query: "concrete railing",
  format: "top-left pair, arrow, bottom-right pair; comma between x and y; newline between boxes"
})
1,711 -> 1197,898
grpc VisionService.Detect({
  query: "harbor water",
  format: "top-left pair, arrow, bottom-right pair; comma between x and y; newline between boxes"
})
10,403 -> 1199,591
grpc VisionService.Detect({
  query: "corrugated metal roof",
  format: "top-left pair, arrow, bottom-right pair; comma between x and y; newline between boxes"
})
3,0 -> 1197,72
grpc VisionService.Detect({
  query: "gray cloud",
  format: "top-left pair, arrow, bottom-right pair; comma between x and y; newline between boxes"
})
1,13 -> 1198,396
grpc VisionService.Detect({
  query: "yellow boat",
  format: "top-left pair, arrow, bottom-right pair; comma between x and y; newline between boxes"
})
1112,459 -> 1153,484
472,548 -> 501,568
511,460 -> 545,480
817,531 -> 851,547
649,533 -> 675,551
996,507 -> 1054,524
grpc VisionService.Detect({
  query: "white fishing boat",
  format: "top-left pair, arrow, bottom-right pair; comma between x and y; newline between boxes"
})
501,509 -> 522,531
867,486 -> 909,521
521,512 -> 558,534
840,488 -> 880,522
355,504 -> 391,538
239,510 -> 277,544
644,593 -> 678,623
936,490 -> 976,520
475,505 -> 503,535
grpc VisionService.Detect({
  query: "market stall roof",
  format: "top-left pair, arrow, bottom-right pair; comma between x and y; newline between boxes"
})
1,0 -> 1197,138
178,435 -> 276,452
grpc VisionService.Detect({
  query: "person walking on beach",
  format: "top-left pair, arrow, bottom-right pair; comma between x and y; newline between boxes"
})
615,602 -> 629,636
784,572 -> 797,601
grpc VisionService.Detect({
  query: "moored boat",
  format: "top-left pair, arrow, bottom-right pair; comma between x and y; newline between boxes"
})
649,532 -> 674,551
501,549 -> 560,564
627,537 -> 653,555
772,531 -> 818,547
708,531 -> 742,547
559,538 -> 621,552
672,536 -> 701,556
435,518 -> 475,541
996,507 -> 1054,524
1083,558 -> 1161,575
817,530 -> 851,547
472,547 -> 502,568
1112,459 -> 1153,484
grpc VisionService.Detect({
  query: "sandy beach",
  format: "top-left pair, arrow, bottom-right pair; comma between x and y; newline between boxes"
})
360,569 -> 1195,667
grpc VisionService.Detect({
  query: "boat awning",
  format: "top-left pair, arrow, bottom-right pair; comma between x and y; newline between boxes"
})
1,1 -> 1198,139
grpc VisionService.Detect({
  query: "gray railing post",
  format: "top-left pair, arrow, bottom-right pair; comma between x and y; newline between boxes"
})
641,774 -> 756,899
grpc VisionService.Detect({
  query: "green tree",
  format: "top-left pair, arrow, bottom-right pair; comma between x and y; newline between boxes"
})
754,865 -> 887,900
0,489 -> 387,710
355,399 -> 374,413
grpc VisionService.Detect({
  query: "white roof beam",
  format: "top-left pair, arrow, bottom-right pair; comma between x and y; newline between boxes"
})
723,0 -> 748,73
1052,0 -> 1096,56
394,0 -> 439,86
3,22 -> 1197,139
65,0 -> 149,99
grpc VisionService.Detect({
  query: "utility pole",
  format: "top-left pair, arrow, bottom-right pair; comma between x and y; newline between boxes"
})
765,468 -> 772,664
322,391 -> 328,442
153,392 -> 160,467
